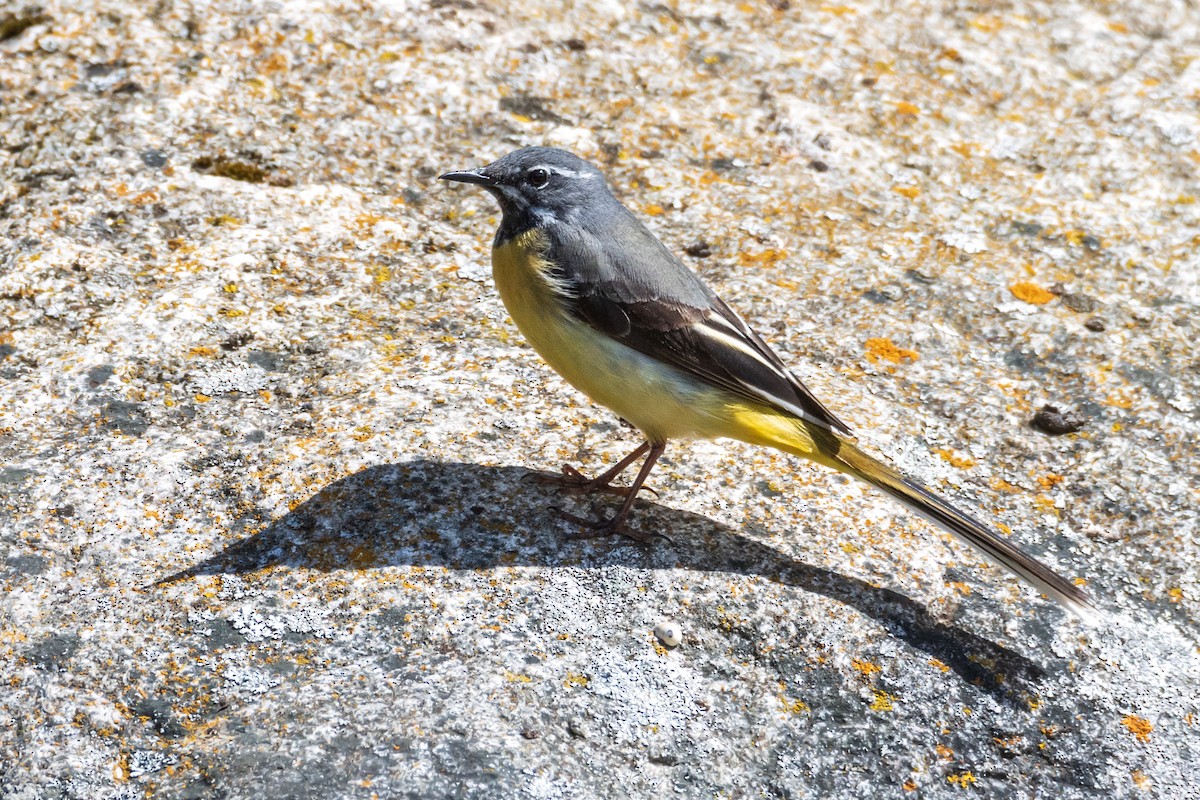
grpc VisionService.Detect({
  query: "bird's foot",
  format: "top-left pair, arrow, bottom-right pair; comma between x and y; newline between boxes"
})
549,503 -> 669,545
533,464 -> 657,499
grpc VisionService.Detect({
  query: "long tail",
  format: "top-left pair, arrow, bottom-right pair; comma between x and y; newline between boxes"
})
831,439 -> 1098,621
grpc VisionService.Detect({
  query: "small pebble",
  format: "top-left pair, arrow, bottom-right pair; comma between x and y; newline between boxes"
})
1084,316 -> 1107,332
1030,404 -> 1086,435
653,621 -> 683,648
140,148 -> 169,168
1061,292 -> 1098,313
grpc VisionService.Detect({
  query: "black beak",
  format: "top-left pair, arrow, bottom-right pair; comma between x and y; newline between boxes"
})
438,169 -> 493,186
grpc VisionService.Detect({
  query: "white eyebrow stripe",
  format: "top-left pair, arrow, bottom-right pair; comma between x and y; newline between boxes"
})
542,165 -> 595,180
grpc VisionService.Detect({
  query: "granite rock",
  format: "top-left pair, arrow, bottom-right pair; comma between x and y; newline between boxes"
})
2,1 -> 1198,798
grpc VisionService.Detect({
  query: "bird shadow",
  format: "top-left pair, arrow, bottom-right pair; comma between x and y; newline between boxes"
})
157,459 -> 1047,705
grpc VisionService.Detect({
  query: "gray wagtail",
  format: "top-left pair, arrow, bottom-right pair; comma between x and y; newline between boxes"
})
440,146 -> 1095,620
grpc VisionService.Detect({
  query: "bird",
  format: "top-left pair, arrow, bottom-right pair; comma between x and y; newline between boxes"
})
439,146 -> 1096,621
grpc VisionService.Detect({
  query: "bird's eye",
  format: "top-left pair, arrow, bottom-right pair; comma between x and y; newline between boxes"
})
526,168 -> 550,188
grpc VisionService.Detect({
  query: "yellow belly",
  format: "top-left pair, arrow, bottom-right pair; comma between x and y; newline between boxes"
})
491,231 -> 730,443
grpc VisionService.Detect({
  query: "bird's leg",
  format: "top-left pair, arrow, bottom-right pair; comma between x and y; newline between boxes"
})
554,441 -> 667,543
536,441 -> 655,498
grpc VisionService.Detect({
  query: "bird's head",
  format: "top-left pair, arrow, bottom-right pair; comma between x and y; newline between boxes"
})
439,147 -> 609,234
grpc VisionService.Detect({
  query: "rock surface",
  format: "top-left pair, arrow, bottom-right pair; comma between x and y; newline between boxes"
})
2,1 -> 1198,798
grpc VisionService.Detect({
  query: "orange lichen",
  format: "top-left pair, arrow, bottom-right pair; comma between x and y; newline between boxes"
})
778,696 -> 810,715
865,337 -> 919,364
260,52 -> 289,74
935,449 -> 977,469
1121,715 -> 1153,742
367,264 -> 392,284
894,185 -> 921,198
852,659 -> 881,677
895,101 -> 921,116
1010,282 -> 1056,304
989,477 -> 1021,494
1105,392 -> 1134,409
869,690 -> 894,712
1036,473 -> 1064,490
113,753 -> 129,782
738,248 -> 788,267
1033,494 -> 1058,513
947,772 -> 977,788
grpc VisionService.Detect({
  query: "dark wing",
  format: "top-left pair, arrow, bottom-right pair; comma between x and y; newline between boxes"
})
544,207 -> 853,436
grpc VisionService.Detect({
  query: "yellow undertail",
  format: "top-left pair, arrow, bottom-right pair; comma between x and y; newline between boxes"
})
724,403 -> 1097,621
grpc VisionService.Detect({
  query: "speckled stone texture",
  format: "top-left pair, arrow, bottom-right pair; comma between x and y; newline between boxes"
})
2,1 -> 1198,798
